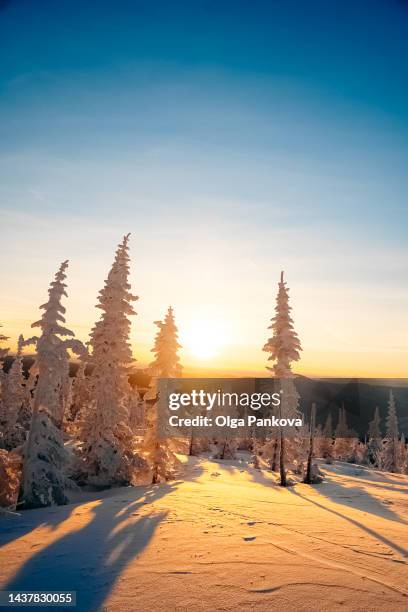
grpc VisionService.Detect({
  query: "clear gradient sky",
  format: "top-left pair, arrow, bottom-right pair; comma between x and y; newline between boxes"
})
0,0 -> 407,376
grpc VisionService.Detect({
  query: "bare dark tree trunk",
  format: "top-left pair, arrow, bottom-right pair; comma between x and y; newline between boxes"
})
304,403 -> 316,484
220,437 -> 228,460
152,461 -> 158,484
189,428 -> 194,456
279,428 -> 287,486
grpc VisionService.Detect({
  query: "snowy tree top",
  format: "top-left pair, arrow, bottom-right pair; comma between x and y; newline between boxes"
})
335,406 -> 349,438
31,260 -> 74,338
89,234 -> 138,368
150,305 -> 182,377
368,406 -> 381,439
385,390 -> 399,439
263,271 -> 302,377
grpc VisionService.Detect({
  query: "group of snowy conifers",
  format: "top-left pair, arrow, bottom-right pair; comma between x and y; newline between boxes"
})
0,235 -> 183,509
0,238 -> 407,510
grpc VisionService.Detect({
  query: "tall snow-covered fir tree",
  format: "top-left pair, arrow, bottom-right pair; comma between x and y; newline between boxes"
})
367,406 -> 382,467
21,261 -> 85,508
149,306 -> 182,377
263,271 -> 302,486
26,261 -> 85,426
1,335 -> 26,450
81,235 -> 144,486
382,390 -> 400,473
143,307 -> 182,483
263,271 -> 302,377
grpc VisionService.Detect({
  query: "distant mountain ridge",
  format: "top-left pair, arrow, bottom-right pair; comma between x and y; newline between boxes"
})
294,375 -> 408,437
1,357 -> 406,436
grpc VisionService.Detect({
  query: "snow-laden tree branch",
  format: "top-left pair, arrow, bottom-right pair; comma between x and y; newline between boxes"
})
81,234 -> 145,486
20,261 -> 85,508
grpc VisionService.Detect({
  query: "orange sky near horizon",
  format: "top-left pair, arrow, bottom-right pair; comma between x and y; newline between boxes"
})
2,309 -> 407,379
1,214 -> 407,381
1,1 -> 408,382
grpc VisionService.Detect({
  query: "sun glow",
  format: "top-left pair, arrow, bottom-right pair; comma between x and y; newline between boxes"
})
182,317 -> 227,360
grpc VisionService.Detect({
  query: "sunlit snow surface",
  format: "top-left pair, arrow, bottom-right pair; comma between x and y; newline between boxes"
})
1,455 -> 407,611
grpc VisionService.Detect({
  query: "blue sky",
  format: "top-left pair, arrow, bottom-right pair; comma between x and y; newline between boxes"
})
0,0 -> 407,375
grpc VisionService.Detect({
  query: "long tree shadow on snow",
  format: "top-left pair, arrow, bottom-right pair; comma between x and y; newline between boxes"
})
0,503 -> 79,549
3,482 -> 178,611
314,470 -> 408,525
288,487 -> 408,559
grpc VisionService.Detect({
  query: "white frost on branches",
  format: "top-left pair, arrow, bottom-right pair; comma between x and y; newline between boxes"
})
143,307 -> 183,482
150,306 -> 182,378
262,272 -> 303,486
21,261 -> 85,508
25,260 -> 86,426
367,406 -> 382,467
382,390 -> 400,473
1,335 -> 26,450
81,235 -> 144,486
263,271 -> 302,377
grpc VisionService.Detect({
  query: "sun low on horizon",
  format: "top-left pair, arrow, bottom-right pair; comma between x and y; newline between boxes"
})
1,2 -> 408,610
0,0 -> 407,380
180,316 -> 228,362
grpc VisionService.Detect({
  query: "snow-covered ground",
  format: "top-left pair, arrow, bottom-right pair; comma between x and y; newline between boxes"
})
1,457 -> 407,611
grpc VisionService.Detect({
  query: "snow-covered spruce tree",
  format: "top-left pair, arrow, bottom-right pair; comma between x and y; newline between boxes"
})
263,271 -> 302,486
25,261 -> 85,427
280,377 -> 308,474
142,309 -> 183,482
142,388 -> 180,483
0,448 -> 22,511
150,306 -> 182,378
21,261 -> 85,508
64,361 -> 90,437
334,406 -> 352,461
213,403 -> 238,460
382,390 -> 400,473
128,387 -> 145,434
187,405 -> 211,457
214,436 -> 237,460
1,335 -> 26,450
18,365 -> 36,434
210,384 -> 238,461
367,406 -> 382,467
318,413 -> 334,463
250,437 -> 262,469
336,406 -> 360,463
263,272 -> 302,378
81,235 -> 144,487
262,435 -> 280,471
